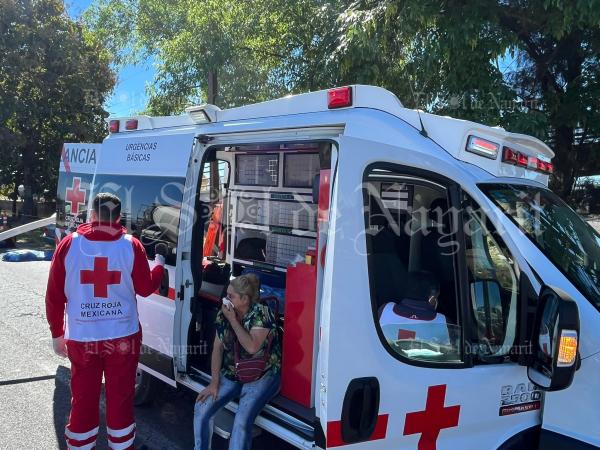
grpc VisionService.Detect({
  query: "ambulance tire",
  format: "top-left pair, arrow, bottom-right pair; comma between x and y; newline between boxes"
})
134,366 -> 160,406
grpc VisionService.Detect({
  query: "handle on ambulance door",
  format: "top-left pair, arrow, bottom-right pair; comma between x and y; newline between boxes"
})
340,377 -> 380,444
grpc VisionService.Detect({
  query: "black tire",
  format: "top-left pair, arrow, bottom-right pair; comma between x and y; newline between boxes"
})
134,366 -> 159,406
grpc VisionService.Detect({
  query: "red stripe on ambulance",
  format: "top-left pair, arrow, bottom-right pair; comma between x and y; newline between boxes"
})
326,414 -> 389,447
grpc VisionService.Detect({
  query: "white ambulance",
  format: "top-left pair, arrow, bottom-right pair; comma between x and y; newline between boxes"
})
56,85 -> 600,450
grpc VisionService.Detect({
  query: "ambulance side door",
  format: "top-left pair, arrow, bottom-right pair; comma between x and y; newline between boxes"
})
319,136 -> 540,450
173,138 -> 209,373
98,131 -> 196,386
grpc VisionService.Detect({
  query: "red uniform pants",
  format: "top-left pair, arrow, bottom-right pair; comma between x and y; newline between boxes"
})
65,330 -> 141,450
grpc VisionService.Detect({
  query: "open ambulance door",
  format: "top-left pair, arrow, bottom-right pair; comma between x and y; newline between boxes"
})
173,136 -> 211,375
96,130 -> 196,389
318,135 -> 549,450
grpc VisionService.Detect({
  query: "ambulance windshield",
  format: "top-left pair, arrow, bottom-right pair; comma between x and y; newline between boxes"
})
481,183 -> 600,311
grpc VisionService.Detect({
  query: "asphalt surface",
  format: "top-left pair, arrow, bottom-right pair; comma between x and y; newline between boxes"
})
0,259 -> 294,450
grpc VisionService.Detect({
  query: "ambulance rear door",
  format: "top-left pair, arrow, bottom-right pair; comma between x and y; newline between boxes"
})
319,135 -> 541,450
97,129 -> 196,385
173,136 -> 210,375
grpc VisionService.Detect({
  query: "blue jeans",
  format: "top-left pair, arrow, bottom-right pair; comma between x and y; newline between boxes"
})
193,372 -> 281,450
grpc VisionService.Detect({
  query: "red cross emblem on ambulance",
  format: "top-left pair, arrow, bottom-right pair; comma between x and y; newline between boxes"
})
80,257 -> 121,298
403,384 -> 461,450
66,177 -> 87,215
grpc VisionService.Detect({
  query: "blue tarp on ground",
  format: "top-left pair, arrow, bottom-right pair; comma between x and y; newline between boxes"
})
1,249 -> 54,262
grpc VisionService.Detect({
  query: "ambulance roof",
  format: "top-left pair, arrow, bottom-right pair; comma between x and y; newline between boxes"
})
107,85 -> 554,183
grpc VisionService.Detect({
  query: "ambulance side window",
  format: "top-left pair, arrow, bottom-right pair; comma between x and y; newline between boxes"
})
364,167 -> 463,364
463,195 -> 518,359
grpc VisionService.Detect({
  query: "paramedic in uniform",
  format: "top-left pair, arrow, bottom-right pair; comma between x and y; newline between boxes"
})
45,193 -> 165,450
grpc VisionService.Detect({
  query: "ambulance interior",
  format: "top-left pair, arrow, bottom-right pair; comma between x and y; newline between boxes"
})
189,142 -> 330,426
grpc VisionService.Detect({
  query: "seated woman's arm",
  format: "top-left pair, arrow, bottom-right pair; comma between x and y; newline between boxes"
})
229,320 -> 269,354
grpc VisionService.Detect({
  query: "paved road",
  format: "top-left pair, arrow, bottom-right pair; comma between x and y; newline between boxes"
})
0,260 -> 293,450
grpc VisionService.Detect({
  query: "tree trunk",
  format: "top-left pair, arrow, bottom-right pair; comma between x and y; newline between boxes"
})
21,145 -> 35,219
549,124 -> 576,198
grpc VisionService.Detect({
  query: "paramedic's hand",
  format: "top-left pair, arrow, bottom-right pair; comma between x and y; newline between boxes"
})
196,382 -> 219,403
154,243 -> 167,266
222,304 -> 238,324
52,335 -> 67,358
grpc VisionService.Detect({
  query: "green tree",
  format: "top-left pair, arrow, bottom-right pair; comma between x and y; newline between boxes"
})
0,0 -> 115,216
84,0 -> 348,113
335,0 -> 600,197
85,0 -> 599,198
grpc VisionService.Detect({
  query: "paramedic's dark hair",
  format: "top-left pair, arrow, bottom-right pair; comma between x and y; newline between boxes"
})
92,193 -> 121,223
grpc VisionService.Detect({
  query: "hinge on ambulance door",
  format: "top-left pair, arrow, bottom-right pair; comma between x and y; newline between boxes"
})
177,280 -> 192,300
196,134 -> 214,145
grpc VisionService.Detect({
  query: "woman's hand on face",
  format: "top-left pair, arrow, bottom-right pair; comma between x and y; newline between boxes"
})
221,304 -> 238,323
196,382 -> 219,403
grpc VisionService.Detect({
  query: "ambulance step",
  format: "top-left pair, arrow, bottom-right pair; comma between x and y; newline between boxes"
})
213,409 -> 262,440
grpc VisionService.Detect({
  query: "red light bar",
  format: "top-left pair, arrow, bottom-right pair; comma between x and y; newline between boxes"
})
537,159 -> 547,172
466,136 -> 499,159
517,153 -> 528,167
328,86 -> 352,109
537,160 -> 554,174
502,145 -> 554,175
502,147 -> 519,165
528,156 -> 539,170
109,120 -> 120,133
125,119 -> 138,130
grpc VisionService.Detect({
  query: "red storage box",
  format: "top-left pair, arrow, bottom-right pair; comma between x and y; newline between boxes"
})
281,263 -> 317,407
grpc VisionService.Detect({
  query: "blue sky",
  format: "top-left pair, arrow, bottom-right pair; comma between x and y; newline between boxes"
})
66,0 -> 155,117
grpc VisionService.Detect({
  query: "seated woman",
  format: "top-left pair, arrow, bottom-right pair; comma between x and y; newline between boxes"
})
194,274 -> 281,450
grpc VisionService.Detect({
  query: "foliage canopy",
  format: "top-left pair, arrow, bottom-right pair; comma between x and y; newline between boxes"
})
85,0 -> 600,197
0,0 -> 115,214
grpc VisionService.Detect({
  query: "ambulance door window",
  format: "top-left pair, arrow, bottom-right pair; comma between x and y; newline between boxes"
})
463,194 -> 518,359
364,167 -> 462,364
199,160 -> 229,199
92,173 -> 185,265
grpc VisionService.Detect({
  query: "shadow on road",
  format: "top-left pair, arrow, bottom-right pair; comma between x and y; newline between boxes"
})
52,366 -> 71,450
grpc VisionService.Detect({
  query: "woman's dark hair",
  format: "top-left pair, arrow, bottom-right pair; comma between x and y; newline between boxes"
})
92,193 -> 121,223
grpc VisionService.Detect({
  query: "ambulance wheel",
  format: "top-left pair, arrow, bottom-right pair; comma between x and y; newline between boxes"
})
134,367 -> 158,406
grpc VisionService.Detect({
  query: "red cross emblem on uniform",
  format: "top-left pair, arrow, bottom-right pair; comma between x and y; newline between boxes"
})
66,177 -> 87,214
80,257 -> 121,298
403,384 -> 461,450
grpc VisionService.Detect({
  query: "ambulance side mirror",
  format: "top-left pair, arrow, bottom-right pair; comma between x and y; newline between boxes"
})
528,287 -> 580,391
